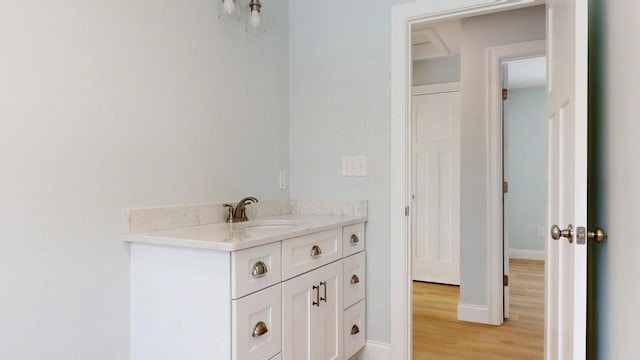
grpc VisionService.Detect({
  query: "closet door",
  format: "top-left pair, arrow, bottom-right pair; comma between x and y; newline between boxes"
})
412,90 -> 461,285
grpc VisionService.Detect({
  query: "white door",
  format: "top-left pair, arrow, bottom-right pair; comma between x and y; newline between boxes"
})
545,0 -> 589,359
412,91 -> 461,285
282,261 -> 343,360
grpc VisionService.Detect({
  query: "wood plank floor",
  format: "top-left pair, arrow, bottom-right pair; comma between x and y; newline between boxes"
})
413,259 -> 544,359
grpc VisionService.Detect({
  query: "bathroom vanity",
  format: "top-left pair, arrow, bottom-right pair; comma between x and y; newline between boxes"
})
126,201 -> 367,360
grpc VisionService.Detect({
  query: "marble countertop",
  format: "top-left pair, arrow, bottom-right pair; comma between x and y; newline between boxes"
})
126,214 -> 367,252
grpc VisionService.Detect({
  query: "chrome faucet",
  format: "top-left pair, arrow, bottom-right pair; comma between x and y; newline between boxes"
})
223,196 -> 259,223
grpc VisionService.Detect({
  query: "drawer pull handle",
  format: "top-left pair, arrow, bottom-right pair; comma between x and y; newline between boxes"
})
310,245 -> 322,258
251,261 -> 268,278
320,281 -> 327,302
252,321 -> 269,338
351,324 -> 360,335
350,234 -> 359,245
350,274 -> 360,284
313,284 -> 320,307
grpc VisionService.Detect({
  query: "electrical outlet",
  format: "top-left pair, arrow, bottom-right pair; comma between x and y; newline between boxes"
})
342,156 -> 367,176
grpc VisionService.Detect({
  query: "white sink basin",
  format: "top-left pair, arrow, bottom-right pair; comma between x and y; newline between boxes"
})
236,219 -> 304,229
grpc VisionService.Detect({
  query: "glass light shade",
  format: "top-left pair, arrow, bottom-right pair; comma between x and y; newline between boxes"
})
246,1 -> 266,34
219,0 -> 240,21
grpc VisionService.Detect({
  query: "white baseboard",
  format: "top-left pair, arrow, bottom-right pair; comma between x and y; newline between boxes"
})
353,340 -> 391,360
509,248 -> 545,260
457,303 -> 490,324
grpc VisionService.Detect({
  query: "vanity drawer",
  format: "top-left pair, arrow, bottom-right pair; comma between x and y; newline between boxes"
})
343,251 -> 366,309
232,284 -> 282,360
232,242 -> 281,299
343,223 -> 365,257
281,228 -> 342,280
344,299 -> 366,359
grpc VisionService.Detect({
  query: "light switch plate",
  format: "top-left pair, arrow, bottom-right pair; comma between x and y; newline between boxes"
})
342,156 -> 367,177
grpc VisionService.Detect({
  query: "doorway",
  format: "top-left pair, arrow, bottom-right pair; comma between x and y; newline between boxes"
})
409,10 -> 547,359
502,56 -> 547,326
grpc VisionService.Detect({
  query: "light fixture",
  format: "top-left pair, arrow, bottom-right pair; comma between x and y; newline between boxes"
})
218,0 -> 240,21
218,0 -> 266,34
246,0 -> 265,34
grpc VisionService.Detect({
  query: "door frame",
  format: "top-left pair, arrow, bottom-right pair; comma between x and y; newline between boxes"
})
389,1 -> 545,359
488,40 -> 547,324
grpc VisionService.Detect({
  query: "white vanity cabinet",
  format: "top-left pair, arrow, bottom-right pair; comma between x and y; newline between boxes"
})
282,223 -> 366,360
129,220 -> 366,360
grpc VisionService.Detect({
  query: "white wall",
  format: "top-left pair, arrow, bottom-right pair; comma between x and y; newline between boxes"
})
459,6 -> 545,306
289,0 -> 409,344
590,0 -> 640,357
0,1 -> 289,359
507,87 -> 546,253
412,56 -> 461,86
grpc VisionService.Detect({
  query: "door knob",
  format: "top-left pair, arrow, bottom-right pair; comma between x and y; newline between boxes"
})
550,224 -> 573,243
588,227 -> 608,243
576,226 -> 608,244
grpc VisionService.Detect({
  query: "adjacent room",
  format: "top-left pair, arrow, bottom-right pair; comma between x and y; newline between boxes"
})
410,7 -> 547,359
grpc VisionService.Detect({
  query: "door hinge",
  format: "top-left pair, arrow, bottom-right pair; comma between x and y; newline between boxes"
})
405,206 -> 410,216
503,275 -> 509,287
502,88 -> 508,100
503,181 -> 509,194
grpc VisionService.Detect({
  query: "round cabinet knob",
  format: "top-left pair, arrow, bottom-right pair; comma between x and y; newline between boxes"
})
252,321 -> 269,337
350,324 -> 360,335
251,261 -> 268,278
350,234 -> 359,245
350,274 -> 360,284
310,245 -> 322,258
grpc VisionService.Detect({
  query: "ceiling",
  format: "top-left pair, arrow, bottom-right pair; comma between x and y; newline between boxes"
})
507,57 -> 546,88
411,20 -> 461,61
411,20 -> 545,89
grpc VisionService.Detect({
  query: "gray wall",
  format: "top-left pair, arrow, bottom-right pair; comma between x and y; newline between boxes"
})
0,1 -> 289,359
412,56 -> 461,86
590,0 -> 640,358
289,0 -> 409,344
459,6 -> 545,306
507,87 -> 546,252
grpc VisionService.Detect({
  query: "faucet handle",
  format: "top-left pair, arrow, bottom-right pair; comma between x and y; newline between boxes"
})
223,203 -> 235,223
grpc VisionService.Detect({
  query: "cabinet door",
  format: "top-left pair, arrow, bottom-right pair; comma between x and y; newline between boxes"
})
313,261 -> 343,360
282,267 -> 316,360
282,260 -> 343,360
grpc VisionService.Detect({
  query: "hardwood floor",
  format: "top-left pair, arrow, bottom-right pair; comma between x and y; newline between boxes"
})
412,259 -> 544,359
